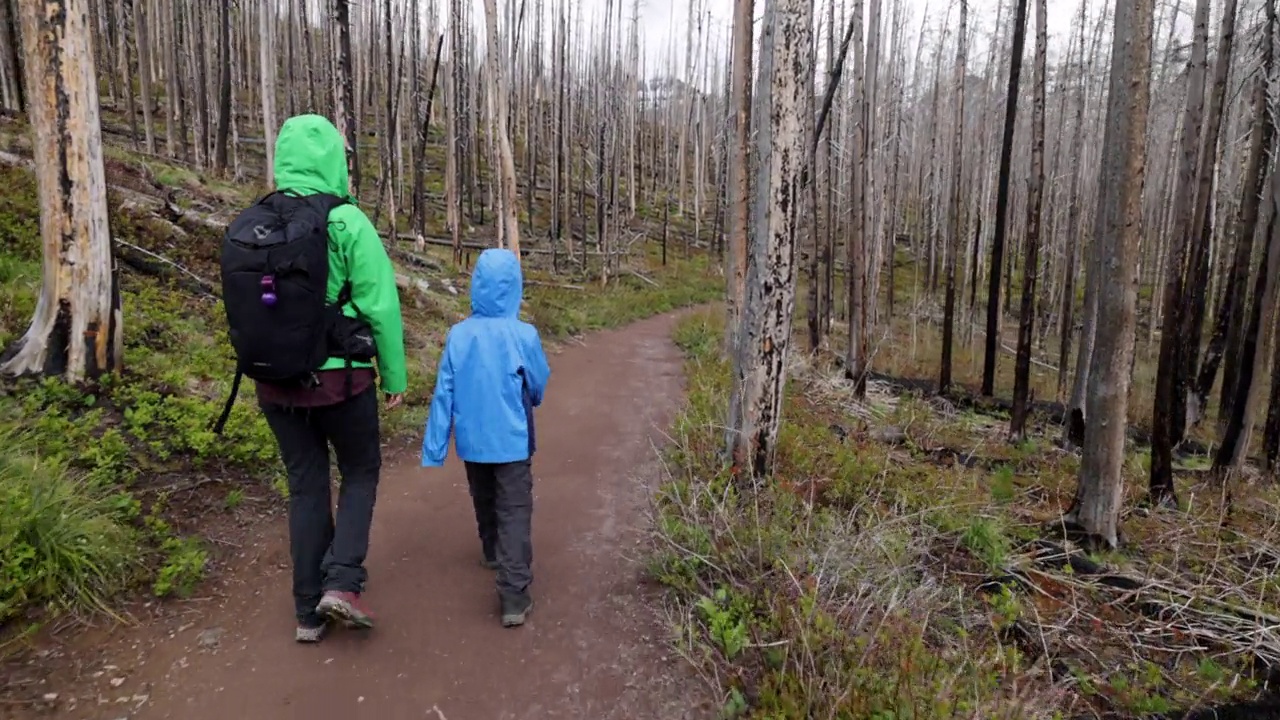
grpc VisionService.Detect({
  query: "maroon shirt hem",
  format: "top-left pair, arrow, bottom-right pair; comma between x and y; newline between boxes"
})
255,368 -> 377,408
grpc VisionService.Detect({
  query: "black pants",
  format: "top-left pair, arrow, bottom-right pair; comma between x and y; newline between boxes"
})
262,388 -> 381,624
465,460 -> 534,596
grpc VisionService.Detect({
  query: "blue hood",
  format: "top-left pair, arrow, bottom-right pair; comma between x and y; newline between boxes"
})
470,248 -> 523,318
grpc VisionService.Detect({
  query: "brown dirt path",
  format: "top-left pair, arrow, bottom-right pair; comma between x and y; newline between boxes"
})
31,311 -> 711,720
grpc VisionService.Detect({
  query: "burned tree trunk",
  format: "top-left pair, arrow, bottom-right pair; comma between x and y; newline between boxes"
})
2,0 -> 121,383
260,0 -> 278,185
1218,148 -> 1280,470
334,0 -> 359,195
727,0 -> 812,480
481,0 -> 522,258
939,0 -> 967,394
1069,0 -> 1154,549
213,0 -> 232,173
1149,0 -> 1209,508
1201,0 -> 1271,431
1010,0 -> 1048,438
725,0 -> 753,351
0,0 -> 25,111
981,0 -> 1029,397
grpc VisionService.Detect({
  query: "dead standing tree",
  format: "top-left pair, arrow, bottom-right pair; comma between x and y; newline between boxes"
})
1150,0 -> 1211,508
938,0 -> 966,395
481,0 -> 522,258
980,0 -> 1028,398
1069,0 -> 1155,548
1009,0 -> 1048,438
2,0 -> 121,382
726,0 -> 813,480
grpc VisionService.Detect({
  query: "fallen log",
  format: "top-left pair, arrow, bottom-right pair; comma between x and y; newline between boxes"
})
113,238 -> 218,298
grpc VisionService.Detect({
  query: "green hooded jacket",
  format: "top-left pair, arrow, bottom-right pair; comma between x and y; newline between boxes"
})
272,114 -> 407,394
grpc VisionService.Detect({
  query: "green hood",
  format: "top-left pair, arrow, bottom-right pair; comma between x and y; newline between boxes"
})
273,114 -> 352,200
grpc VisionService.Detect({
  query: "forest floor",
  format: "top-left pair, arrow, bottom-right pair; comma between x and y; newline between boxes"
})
653,306 -> 1280,719
3,310 -> 712,720
0,112 -> 720,715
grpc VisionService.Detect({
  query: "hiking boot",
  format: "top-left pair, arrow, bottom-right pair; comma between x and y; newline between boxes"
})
500,591 -> 533,628
295,619 -> 328,643
317,590 -> 375,629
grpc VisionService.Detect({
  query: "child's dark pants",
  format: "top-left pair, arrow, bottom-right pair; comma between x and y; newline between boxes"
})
464,459 -> 534,596
261,388 -> 382,624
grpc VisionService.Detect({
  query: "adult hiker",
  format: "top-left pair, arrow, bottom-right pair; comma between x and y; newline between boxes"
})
421,248 -> 551,628
216,114 -> 407,643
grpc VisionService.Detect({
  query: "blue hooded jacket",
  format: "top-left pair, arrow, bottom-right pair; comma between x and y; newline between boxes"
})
421,249 -> 551,466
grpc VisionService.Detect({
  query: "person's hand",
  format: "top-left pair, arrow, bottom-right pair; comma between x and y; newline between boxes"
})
385,393 -> 404,409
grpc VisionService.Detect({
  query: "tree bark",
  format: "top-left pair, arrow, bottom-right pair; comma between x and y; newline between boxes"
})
334,0 -> 359,196
481,0 -> 522,258
132,0 -> 155,155
939,0 -> 967,394
1,0 -> 121,383
981,0 -> 1029,397
1149,0 -> 1209,508
1010,0 -> 1048,437
1057,0 -> 1092,406
727,0 -> 812,480
725,0 -> 753,352
259,0 -> 278,186
1198,0 -> 1266,429
845,0 -> 867,395
1218,151 -> 1280,470
1177,0 -> 1239,430
0,0 -> 25,111
1070,0 -> 1154,549
213,0 -> 231,173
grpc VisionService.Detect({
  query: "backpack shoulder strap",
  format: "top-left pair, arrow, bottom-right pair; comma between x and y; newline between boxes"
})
307,193 -> 360,311
302,192 -> 350,219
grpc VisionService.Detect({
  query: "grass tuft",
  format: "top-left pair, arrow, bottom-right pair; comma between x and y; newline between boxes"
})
0,429 -> 140,624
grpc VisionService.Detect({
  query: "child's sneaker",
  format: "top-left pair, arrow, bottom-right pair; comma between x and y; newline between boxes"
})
295,620 -> 328,643
317,590 -> 375,629
500,591 -> 533,627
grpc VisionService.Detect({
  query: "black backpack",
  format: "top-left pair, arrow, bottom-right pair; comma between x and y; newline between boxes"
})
212,192 -> 376,433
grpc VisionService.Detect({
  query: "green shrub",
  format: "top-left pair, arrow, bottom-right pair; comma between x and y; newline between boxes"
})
0,430 -> 140,622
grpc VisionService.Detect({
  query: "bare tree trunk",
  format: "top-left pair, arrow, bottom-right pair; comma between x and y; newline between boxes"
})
845,0 -> 867,395
0,0 -> 25,111
334,0 -> 359,196
724,0 -> 753,351
1069,0 -> 1154,549
939,0 -> 967,394
1213,90 -> 1274,434
133,0 -> 155,154
981,0 -> 1028,397
414,34 -> 444,238
1150,0 -> 1210,508
1010,0 -> 1048,437
1057,0 -> 1092,404
161,0 -> 179,157
1176,0 -> 1239,431
2,0 -> 121,382
1219,154 -> 1280,469
260,0 -> 277,186
727,0 -> 812,480
213,0 -> 232,173
481,0 -> 522,258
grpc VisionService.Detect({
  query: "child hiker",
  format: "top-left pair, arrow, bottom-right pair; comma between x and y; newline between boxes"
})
421,248 -> 551,627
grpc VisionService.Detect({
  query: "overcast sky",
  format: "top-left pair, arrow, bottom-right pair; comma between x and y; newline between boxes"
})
454,0 -> 1244,85
595,0 -> 1085,79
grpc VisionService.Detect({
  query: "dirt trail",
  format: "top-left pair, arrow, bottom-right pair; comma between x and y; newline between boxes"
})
45,311 -> 709,720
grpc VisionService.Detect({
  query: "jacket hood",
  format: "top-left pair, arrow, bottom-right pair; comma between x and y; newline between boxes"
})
273,114 -> 352,200
470,248 -> 523,318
